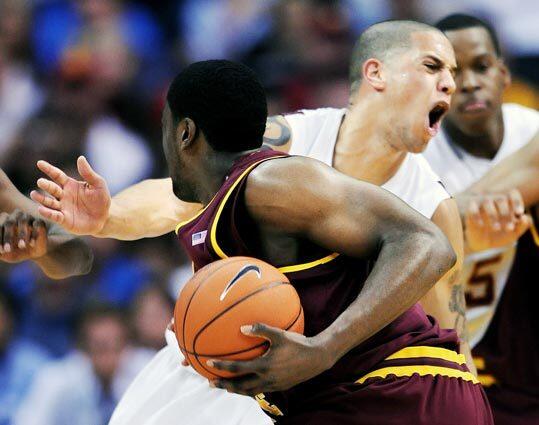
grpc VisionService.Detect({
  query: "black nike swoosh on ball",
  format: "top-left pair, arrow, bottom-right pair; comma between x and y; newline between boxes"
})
220,264 -> 261,301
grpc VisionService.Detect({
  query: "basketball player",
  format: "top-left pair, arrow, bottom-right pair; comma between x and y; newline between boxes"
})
32,21 -> 479,424
423,13 -> 539,425
0,167 -> 92,278
32,20 -> 472,362
35,59 -> 494,424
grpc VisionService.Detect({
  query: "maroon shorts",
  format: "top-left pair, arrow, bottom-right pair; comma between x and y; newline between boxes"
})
259,346 -> 493,425
277,373 -> 492,425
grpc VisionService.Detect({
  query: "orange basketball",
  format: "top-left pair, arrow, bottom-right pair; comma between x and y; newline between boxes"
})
174,256 -> 304,380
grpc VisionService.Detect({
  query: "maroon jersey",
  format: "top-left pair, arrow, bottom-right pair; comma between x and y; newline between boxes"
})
473,204 -> 539,424
176,149 -> 465,417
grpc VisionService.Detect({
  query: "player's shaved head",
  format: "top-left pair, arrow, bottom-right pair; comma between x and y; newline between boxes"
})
349,20 -> 443,91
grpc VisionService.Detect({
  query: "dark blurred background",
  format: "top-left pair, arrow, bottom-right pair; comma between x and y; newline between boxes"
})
0,1 -> 537,424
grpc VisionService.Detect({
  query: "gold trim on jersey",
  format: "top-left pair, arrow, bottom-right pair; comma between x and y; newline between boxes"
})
175,194 -> 219,235
477,374 -> 497,387
209,154 -> 340,273
473,356 -> 485,371
210,155 -> 287,259
356,346 -> 479,385
386,346 -> 466,365
530,215 -> 539,247
277,252 -> 340,274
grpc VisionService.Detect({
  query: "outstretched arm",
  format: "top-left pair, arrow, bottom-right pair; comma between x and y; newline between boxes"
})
464,130 -> 539,207
211,156 -> 456,394
0,168 -> 92,279
32,116 -> 293,240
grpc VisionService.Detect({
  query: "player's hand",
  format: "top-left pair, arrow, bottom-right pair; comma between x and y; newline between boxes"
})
0,209 -> 48,263
30,156 -> 111,236
208,323 -> 331,396
460,189 -> 530,252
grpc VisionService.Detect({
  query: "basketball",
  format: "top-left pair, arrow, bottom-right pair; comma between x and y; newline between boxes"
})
173,256 -> 304,380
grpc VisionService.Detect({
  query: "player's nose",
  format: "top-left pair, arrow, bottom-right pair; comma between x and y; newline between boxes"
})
460,69 -> 481,93
438,69 -> 456,95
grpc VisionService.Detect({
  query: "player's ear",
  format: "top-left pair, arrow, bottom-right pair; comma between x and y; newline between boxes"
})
499,59 -> 511,89
363,58 -> 386,91
177,118 -> 198,149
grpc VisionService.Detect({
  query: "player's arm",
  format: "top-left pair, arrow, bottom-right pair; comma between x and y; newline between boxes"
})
211,157 -> 456,394
101,178 -> 201,240
263,115 -> 293,152
32,116 -> 292,240
30,156 -> 201,240
463,130 -> 539,207
0,168 -> 92,279
421,198 -> 476,374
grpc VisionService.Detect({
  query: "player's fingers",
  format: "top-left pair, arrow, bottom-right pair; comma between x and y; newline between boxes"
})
241,323 -> 284,344
37,178 -> 63,200
0,212 -> 8,254
493,196 -> 513,231
480,199 -> 501,231
211,375 -> 264,396
508,189 -> 525,216
77,156 -> 105,188
513,214 -> 531,237
181,359 -> 189,367
30,219 -> 47,248
2,213 -> 17,253
30,190 -> 62,211
16,212 -> 32,250
37,205 -> 65,225
208,358 -> 260,375
466,200 -> 482,226
37,160 -> 69,186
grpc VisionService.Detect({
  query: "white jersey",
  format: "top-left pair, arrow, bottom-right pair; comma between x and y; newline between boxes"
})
424,103 -> 539,347
111,107 -> 450,425
286,107 -> 450,219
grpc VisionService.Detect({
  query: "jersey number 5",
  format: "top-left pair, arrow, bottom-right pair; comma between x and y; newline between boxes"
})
465,254 -> 503,307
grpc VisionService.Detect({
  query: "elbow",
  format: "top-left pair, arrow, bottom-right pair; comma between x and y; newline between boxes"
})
423,226 -> 457,278
78,243 -> 94,276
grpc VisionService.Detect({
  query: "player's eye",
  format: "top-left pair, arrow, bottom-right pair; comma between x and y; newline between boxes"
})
424,63 -> 439,72
475,62 -> 489,73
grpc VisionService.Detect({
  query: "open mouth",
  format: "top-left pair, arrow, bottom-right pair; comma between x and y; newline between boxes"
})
428,102 -> 449,128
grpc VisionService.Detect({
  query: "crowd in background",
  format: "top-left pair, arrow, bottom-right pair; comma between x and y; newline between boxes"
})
0,1 -> 537,424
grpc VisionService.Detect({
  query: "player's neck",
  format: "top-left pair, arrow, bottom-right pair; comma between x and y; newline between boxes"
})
334,104 -> 407,186
443,110 -> 504,160
196,149 -> 259,205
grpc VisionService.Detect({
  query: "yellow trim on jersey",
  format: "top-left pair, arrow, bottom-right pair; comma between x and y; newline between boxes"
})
175,206 -> 208,234
530,215 -> 539,247
386,346 -> 466,365
477,373 -> 497,387
210,156 -> 287,259
356,365 -> 479,385
356,345 -> 478,385
208,154 -> 340,273
277,252 -> 340,274
473,356 -> 485,371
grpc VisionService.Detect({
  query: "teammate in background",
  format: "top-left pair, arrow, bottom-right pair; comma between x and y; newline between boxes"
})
32,20 -> 474,373
423,13 -> 539,424
0,167 -> 92,278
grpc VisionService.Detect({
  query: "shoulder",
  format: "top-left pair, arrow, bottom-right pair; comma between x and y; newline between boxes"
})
386,154 -> 450,218
282,107 -> 343,131
502,103 -> 539,133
